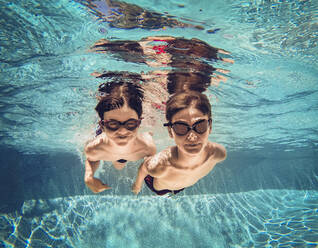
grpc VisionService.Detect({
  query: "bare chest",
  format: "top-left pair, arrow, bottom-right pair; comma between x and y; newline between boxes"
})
154,160 -> 217,190
99,143 -> 149,162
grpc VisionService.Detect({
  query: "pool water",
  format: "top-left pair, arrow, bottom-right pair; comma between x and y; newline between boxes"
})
0,0 -> 317,247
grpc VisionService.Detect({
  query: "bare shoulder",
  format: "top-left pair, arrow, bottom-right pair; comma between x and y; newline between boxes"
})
144,148 -> 171,177
140,131 -> 154,143
139,132 -> 156,155
207,142 -> 227,162
84,134 -> 107,160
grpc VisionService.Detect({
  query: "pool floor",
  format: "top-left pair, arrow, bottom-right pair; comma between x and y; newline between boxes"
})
1,190 -> 317,248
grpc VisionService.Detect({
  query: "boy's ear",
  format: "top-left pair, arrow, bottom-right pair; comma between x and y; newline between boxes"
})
209,121 -> 212,134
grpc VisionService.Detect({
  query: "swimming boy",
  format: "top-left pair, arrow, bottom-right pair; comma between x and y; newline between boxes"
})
132,91 -> 226,195
84,81 -> 156,193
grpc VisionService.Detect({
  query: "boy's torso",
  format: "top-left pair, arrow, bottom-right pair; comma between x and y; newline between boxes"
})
88,132 -> 154,162
149,142 -> 219,190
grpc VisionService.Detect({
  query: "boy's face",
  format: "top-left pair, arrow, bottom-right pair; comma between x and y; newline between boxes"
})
168,106 -> 211,155
102,105 -> 139,146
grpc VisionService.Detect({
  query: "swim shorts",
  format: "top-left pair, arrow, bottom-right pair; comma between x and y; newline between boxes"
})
144,175 -> 184,196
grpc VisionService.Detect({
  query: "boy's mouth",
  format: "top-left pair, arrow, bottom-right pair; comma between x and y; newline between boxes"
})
185,143 -> 202,149
117,135 -> 128,139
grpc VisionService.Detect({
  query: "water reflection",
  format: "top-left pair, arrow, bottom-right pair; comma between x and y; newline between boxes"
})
81,0 -> 205,30
90,36 -> 233,125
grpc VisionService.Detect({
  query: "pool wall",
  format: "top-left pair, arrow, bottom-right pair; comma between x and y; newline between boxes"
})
1,145 -> 317,214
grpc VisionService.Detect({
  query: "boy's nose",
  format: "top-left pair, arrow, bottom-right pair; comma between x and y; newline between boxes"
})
186,131 -> 198,141
117,126 -> 130,135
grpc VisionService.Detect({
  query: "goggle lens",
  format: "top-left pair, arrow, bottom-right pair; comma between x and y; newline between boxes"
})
194,120 -> 209,134
101,119 -> 141,131
172,123 -> 190,136
166,119 -> 211,136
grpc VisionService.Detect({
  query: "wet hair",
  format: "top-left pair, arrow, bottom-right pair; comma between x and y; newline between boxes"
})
169,57 -> 216,73
95,71 -> 145,83
92,40 -> 143,54
165,91 -> 211,122
91,40 -> 146,64
95,81 -> 144,119
166,38 -> 219,60
167,71 -> 211,94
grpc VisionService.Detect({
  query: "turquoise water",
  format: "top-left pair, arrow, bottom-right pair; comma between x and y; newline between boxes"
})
0,0 -> 317,247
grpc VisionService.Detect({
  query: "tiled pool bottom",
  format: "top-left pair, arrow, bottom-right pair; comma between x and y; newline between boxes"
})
1,190 -> 317,248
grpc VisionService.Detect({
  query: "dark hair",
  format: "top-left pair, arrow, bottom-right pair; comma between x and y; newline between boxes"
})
165,91 -> 211,122
166,38 -> 219,60
169,57 -> 216,73
95,81 -> 144,119
91,40 -> 145,64
167,71 -> 211,94
95,71 -> 145,82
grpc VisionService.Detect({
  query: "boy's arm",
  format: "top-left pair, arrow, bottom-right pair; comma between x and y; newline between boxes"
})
132,159 -> 149,195
143,131 -> 157,156
132,148 -> 170,195
84,138 -> 111,193
84,159 -> 111,193
131,132 -> 157,194
147,139 -> 157,157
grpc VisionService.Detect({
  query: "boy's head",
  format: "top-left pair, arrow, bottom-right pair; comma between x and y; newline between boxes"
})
165,91 -> 211,123
164,91 -> 212,155
95,81 -> 144,146
95,81 -> 144,120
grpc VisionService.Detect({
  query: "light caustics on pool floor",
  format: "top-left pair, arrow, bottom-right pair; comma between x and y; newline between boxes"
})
0,190 -> 317,248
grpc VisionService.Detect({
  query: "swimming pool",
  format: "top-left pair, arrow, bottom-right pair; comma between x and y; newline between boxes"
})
0,0 -> 317,247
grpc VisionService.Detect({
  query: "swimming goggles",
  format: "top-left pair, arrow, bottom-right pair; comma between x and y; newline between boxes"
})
163,119 -> 211,136
100,118 -> 141,131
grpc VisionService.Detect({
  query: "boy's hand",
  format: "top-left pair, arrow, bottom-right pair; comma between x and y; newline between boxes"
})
131,183 -> 141,195
85,177 -> 111,193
